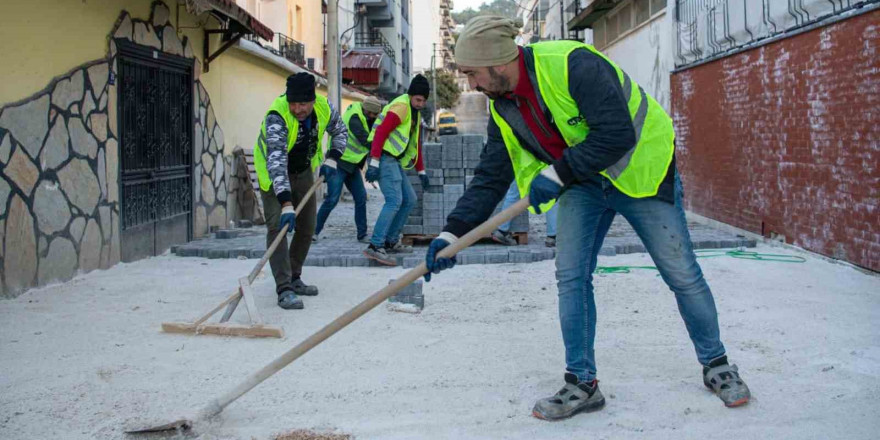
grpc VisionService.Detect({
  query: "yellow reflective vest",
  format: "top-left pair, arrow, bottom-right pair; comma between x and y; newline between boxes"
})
340,102 -> 370,165
253,94 -> 331,192
490,40 -> 675,213
367,94 -> 421,169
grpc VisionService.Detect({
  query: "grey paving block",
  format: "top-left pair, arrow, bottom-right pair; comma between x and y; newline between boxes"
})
207,248 -> 230,259
402,256 -> 422,268
459,253 -> 486,265
250,249 -> 266,258
424,217 -> 444,227
406,216 -> 423,225
176,246 -> 199,257
444,177 -> 465,185
230,248 -> 251,258
235,219 -> 254,228
486,251 -> 510,264
304,255 -> 324,266
598,246 -> 616,256
389,278 -> 423,295
534,248 -> 555,261
509,250 -> 534,263
323,255 -> 344,267
403,225 -> 424,235
345,255 -> 370,267
423,225 -> 443,235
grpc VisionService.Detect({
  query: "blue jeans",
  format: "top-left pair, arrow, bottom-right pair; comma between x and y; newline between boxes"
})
315,165 -> 368,238
498,182 -> 558,236
555,173 -> 725,382
370,155 -> 416,247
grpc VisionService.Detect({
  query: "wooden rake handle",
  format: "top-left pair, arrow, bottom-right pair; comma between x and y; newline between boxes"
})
199,197 -> 532,418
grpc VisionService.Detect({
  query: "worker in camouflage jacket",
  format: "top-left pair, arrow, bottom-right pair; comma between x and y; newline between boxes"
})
253,72 -> 347,310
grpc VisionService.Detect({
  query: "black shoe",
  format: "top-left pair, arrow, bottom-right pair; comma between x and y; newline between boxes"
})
291,277 -> 318,296
384,241 -> 413,254
492,229 -> 518,246
277,290 -> 304,310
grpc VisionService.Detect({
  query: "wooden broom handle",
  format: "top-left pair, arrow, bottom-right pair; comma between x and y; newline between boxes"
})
200,197 -> 532,418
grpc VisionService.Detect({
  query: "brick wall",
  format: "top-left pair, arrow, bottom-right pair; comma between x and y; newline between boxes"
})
671,9 -> 879,272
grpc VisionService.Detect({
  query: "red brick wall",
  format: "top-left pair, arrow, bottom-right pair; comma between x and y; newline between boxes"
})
671,10 -> 879,272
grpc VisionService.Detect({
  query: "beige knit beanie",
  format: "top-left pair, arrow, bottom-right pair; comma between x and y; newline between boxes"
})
454,15 -> 523,67
362,96 -> 382,114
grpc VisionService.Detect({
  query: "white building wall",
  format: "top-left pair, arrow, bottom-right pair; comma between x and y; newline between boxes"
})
602,12 -> 673,112
412,0 -> 442,73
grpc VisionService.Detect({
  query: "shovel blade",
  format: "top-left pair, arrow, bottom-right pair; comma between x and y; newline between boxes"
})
124,418 -> 193,434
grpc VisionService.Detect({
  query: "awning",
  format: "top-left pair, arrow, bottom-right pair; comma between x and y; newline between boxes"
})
342,49 -> 385,88
568,0 -> 617,31
185,0 -> 274,41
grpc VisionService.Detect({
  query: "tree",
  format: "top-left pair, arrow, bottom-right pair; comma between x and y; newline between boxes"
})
452,0 -> 519,25
421,69 -> 461,125
424,69 -> 461,110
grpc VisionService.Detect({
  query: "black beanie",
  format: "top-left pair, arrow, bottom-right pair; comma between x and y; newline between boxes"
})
286,72 -> 316,103
407,74 -> 430,98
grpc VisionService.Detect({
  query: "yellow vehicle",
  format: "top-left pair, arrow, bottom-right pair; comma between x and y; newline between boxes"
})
437,112 -> 458,135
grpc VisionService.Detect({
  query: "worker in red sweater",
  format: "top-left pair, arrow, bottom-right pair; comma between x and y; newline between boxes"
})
362,74 -> 431,266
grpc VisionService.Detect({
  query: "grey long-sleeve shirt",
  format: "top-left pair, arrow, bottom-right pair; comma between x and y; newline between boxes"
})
264,104 -> 347,204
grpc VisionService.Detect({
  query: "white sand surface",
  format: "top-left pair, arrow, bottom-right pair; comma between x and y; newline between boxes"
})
1,244 -> 878,439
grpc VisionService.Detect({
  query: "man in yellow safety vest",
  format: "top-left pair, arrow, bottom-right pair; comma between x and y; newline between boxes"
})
253,73 -> 347,310
314,96 -> 383,242
361,75 -> 431,266
423,17 -> 751,419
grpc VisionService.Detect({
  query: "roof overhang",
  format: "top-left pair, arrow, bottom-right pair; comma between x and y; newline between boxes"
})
186,0 -> 274,41
568,0 -> 618,31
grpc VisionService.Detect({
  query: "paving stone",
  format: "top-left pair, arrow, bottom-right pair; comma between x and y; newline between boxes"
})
509,250 -> 534,263
459,253 -> 485,265
249,249 -> 266,258
598,246 -> 616,256
206,248 -> 229,259
346,255 -> 370,267
485,251 -> 510,264
323,255 -> 344,267
304,255 -> 323,266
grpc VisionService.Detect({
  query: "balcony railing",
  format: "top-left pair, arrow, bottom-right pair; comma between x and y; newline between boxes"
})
277,33 -> 306,66
355,30 -> 396,62
243,32 -> 306,67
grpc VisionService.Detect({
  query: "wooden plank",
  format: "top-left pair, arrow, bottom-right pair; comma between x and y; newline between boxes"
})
239,277 -> 263,325
195,323 -> 283,338
161,322 -> 198,334
162,322 -> 283,338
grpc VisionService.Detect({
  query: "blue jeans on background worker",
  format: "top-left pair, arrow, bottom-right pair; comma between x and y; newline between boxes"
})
315,165 -> 368,239
555,172 -> 726,382
370,154 -> 416,248
498,182 -> 557,236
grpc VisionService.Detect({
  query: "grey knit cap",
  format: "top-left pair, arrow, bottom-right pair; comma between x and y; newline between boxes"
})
362,96 -> 382,114
454,16 -> 524,67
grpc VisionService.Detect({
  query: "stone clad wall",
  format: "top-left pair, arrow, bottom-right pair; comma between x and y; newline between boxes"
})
0,2 -> 227,297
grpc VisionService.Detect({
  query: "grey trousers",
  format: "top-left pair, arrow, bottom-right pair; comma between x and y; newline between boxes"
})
260,168 -> 317,294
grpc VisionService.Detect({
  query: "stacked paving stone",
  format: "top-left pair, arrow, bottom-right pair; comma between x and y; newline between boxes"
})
388,279 -> 424,309
402,134 -> 528,237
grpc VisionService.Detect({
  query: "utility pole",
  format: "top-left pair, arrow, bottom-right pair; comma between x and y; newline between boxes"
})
431,42 -> 438,131
559,0 -> 564,40
327,0 -> 340,110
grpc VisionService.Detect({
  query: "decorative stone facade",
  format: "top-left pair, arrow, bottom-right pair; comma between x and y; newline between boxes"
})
0,1 -> 228,297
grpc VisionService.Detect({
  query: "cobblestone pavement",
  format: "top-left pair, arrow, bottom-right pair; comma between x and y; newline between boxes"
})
173,186 -> 757,267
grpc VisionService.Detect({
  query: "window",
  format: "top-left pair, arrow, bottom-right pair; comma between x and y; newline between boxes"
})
618,3 -> 633,34
636,0 -> 650,23
593,18 -> 605,48
651,0 -> 667,15
592,0 -> 667,50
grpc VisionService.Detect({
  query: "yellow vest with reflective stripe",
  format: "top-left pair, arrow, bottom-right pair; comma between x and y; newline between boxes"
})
341,102 -> 370,165
253,94 -> 331,192
367,94 -> 420,169
491,40 -> 675,213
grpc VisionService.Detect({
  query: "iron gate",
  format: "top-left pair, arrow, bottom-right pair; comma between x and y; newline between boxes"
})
117,40 -> 193,262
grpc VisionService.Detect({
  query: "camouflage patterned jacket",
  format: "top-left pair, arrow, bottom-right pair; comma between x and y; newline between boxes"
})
264,105 -> 347,204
